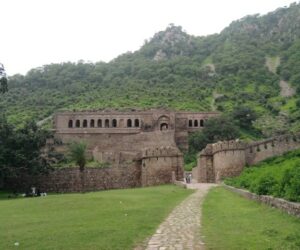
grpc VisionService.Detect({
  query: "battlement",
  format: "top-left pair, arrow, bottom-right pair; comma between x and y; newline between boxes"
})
200,133 -> 300,157
211,140 -> 247,154
197,133 -> 300,183
248,133 -> 300,149
142,146 -> 182,158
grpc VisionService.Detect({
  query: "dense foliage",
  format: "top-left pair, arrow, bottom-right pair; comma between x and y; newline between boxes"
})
225,149 -> 300,202
0,3 -> 300,134
0,115 -> 52,187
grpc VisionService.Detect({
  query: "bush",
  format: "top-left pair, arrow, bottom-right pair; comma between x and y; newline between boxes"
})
282,165 -> 300,202
225,149 -> 300,202
184,161 -> 196,171
250,174 -> 278,195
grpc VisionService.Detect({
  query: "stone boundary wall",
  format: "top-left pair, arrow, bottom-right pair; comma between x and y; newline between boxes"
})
197,133 -> 300,183
5,164 -> 141,193
223,185 -> 300,218
5,149 -> 185,192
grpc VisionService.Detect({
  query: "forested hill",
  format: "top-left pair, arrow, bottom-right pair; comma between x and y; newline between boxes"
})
1,2 -> 300,136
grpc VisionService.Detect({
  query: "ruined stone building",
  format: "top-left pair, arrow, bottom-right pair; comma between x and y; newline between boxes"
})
194,133 -> 300,183
53,109 -> 219,188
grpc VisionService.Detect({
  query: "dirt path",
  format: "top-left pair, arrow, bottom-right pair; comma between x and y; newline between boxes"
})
265,56 -> 280,74
279,80 -> 295,97
265,56 -> 295,98
142,183 -> 217,250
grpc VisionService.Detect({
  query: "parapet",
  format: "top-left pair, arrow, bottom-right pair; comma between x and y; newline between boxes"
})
200,132 -> 300,157
142,146 -> 182,158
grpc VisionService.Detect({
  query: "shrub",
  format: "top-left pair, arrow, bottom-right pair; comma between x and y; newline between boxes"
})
282,165 -> 300,202
250,174 -> 278,195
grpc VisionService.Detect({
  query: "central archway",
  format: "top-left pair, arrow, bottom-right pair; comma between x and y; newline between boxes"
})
158,115 -> 170,131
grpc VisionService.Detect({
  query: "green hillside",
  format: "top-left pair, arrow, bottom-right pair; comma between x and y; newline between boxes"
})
1,3 -> 300,134
225,149 -> 300,202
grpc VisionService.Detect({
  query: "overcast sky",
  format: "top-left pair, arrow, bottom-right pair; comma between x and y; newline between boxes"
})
1,0 -> 298,75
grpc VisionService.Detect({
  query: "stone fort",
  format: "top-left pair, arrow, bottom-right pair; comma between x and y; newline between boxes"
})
194,133 -> 300,183
7,109 -> 300,192
50,109 -> 219,189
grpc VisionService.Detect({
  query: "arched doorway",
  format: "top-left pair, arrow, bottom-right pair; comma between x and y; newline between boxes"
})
160,123 -> 169,131
158,115 -> 170,131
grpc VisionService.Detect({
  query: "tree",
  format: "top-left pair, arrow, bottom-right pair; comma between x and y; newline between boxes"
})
0,76 -> 8,93
0,63 -> 8,93
68,141 -> 87,172
0,116 -> 52,188
188,115 -> 240,154
232,106 -> 257,129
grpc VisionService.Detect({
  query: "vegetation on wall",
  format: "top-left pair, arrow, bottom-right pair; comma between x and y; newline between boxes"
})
68,141 -> 87,172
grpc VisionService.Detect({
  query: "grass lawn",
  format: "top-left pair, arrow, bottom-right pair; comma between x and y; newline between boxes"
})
202,187 -> 300,250
0,185 -> 193,250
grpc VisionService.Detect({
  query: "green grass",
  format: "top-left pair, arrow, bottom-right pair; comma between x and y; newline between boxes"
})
0,191 -> 15,200
281,97 -> 297,112
0,185 -> 193,250
225,149 -> 300,201
202,187 -> 300,250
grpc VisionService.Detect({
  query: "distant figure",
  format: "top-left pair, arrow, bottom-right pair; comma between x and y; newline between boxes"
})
186,173 -> 191,183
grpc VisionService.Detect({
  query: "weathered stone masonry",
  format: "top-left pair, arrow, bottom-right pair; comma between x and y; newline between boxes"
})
195,133 -> 300,183
20,109 -> 217,192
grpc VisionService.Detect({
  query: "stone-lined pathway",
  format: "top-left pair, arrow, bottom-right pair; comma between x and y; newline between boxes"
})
143,183 -> 217,250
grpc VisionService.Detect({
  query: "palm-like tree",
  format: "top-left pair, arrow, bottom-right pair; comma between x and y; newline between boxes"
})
68,141 -> 87,172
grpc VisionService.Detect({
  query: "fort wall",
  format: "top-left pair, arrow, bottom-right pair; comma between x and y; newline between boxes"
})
6,109 -> 216,192
141,147 -> 184,186
196,133 -> 300,183
5,163 -> 141,193
6,146 -> 184,192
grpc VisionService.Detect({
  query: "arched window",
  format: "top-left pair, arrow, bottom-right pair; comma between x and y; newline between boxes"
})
75,120 -> 80,128
127,119 -> 132,127
90,119 -> 95,128
97,119 -> 102,128
200,119 -> 204,127
134,119 -> 139,127
194,120 -> 198,127
83,119 -> 87,128
188,120 -> 193,127
112,119 -> 117,128
105,119 -> 109,128
68,120 -> 73,128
